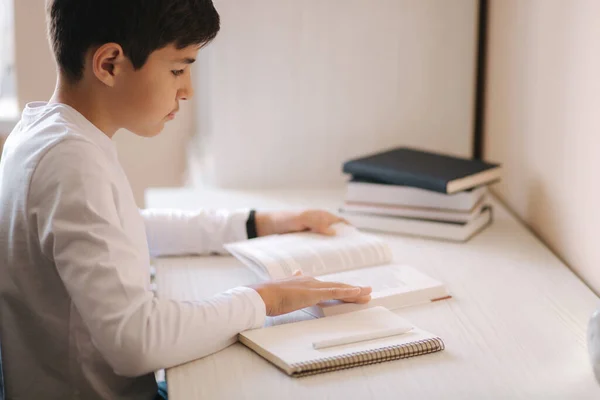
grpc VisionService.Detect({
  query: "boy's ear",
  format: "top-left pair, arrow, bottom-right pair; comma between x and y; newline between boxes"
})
92,43 -> 127,87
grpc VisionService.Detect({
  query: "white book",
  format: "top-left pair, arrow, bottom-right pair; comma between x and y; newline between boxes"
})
340,206 -> 493,242
305,265 -> 449,317
239,306 -> 444,377
346,180 -> 487,211
341,196 -> 488,224
224,223 -> 450,316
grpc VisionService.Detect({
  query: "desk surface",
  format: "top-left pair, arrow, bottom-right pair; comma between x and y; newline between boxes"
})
147,187 -> 600,400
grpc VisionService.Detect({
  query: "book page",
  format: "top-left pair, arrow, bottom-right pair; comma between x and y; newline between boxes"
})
316,264 -> 444,296
225,223 -> 392,280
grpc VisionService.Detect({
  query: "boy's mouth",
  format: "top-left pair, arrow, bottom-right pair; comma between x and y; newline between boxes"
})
167,109 -> 178,120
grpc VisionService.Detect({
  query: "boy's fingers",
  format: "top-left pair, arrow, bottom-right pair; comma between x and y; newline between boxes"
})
313,280 -> 352,288
340,294 -> 372,304
356,286 -> 372,296
322,226 -> 336,236
338,216 -> 350,224
313,222 -> 335,236
314,281 -> 372,295
316,287 -> 361,301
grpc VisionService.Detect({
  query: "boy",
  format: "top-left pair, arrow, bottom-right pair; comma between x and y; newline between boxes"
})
0,1 -> 372,399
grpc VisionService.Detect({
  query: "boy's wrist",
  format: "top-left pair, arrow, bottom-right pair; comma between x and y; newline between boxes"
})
255,211 -> 302,237
255,211 -> 277,237
247,283 -> 275,316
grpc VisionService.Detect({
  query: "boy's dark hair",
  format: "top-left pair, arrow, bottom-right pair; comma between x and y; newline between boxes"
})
47,0 -> 220,82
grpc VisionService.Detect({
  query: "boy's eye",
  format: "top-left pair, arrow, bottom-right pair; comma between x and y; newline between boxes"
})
171,69 -> 185,77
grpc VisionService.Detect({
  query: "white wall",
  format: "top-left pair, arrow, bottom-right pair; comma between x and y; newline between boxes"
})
484,0 -> 600,293
13,0 -> 194,207
13,1 -> 479,204
190,0 -> 479,189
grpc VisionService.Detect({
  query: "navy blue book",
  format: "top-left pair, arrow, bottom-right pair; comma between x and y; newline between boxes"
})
343,147 -> 501,194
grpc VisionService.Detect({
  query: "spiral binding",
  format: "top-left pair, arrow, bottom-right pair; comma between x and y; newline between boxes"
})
290,337 -> 445,377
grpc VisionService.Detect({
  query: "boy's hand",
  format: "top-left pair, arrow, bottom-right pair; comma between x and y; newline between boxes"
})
255,210 -> 348,237
249,271 -> 372,316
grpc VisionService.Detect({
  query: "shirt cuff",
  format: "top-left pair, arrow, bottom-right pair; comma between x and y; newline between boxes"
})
234,286 -> 267,329
226,209 -> 253,244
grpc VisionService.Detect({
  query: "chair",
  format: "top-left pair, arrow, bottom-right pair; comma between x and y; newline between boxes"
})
0,337 -> 4,400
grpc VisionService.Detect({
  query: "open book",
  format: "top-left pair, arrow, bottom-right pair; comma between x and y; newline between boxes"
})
240,306 -> 445,377
225,223 -> 450,317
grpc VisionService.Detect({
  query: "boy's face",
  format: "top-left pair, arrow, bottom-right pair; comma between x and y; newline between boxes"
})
110,44 -> 200,137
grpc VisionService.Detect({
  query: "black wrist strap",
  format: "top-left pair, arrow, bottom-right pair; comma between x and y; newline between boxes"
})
246,209 -> 258,239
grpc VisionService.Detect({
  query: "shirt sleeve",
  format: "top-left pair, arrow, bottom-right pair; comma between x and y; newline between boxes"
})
29,141 -> 266,377
139,208 -> 250,257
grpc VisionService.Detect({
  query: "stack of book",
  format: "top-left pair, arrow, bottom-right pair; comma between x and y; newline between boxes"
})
339,147 -> 502,242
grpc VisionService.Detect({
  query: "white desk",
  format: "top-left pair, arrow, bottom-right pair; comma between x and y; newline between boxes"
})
146,187 -> 600,400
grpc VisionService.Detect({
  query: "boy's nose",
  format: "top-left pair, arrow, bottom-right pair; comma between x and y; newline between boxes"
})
178,85 -> 194,101
178,74 -> 194,101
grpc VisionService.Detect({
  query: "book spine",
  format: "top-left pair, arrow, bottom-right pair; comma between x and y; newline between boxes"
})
346,182 -> 484,211
340,212 -> 467,242
343,162 -> 448,193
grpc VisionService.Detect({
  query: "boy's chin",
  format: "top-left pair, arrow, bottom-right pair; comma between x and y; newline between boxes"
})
131,123 -> 165,138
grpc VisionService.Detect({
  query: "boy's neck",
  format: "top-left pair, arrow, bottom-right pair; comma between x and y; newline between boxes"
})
49,77 -> 118,139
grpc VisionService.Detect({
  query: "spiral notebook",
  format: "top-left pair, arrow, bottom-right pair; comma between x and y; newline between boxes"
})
239,307 -> 444,377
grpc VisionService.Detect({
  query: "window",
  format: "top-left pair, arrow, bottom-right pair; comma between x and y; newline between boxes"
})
0,0 -> 15,99
0,0 -> 17,129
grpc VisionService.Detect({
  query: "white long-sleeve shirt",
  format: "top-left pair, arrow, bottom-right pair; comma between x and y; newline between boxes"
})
0,102 -> 266,400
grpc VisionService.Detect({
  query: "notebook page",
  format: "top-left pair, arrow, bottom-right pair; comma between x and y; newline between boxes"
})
225,223 -> 392,280
240,307 -> 440,368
